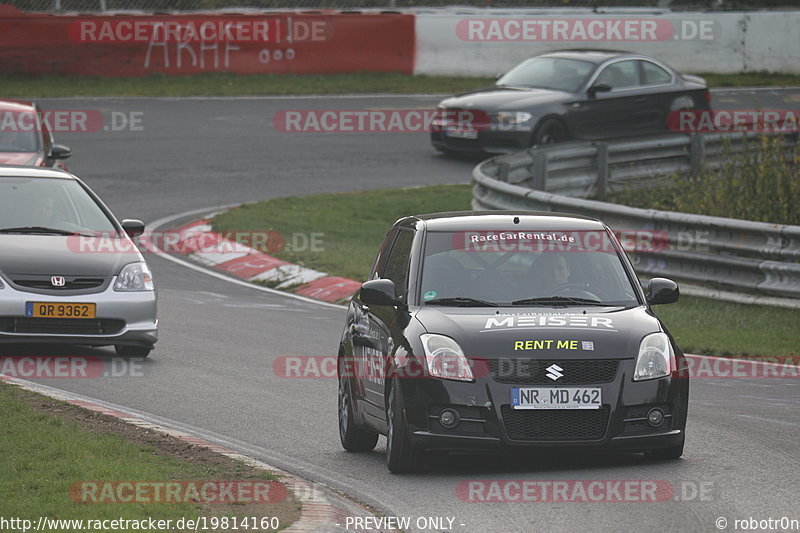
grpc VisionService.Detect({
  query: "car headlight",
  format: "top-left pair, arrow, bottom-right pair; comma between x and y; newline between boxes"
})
421,333 -> 474,382
114,262 -> 154,291
633,332 -> 675,381
494,111 -> 533,131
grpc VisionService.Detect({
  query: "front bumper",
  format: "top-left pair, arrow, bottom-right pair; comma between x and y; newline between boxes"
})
399,358 -> 688,453
0,277 -> 157,348
430,118 -> 533,154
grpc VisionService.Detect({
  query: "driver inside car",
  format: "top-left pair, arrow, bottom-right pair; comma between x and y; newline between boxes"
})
530,252 -> 571,293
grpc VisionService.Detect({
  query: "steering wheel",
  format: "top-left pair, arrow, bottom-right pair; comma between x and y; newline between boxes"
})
551,283 -> 601,301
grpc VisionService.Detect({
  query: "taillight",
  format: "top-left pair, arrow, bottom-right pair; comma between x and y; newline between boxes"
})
705,90 -> 712,104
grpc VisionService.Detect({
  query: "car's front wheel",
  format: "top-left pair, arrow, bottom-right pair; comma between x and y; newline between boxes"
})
386,378 -> 422,474
338,360 -> 378,452
114,345 -> 151,358
532,118 -> 568,145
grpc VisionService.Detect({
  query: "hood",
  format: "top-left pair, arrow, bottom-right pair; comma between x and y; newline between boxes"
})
440,87 -> 571,112
0,235 -> 140,277
0,152 -> 39,165
414,305 -> 661,360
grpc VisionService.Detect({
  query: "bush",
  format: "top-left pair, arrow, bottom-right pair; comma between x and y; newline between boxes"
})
611,135 -> 800,225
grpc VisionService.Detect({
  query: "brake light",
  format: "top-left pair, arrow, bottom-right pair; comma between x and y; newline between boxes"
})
705,90 -> 712,104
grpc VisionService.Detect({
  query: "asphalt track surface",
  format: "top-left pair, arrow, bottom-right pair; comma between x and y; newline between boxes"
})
5,89 -> 800,532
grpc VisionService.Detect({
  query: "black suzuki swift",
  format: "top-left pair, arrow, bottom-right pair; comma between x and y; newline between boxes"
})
337,212 -> 688,473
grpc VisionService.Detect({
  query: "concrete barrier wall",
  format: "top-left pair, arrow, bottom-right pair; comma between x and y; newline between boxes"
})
0,5 -> 796,77
414,10 -> 800,76
0,7 -> 415,76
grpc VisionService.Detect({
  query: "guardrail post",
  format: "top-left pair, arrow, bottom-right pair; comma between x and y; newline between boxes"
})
596,143 -> 609,200
690,133 -> 705,177
497,162 -> 510,182
531,153 -> 547,190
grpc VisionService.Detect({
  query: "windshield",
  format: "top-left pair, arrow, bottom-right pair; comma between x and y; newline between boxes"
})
419,229 -> 639,307
0,177 -> 118,235
496,57 -> 595,93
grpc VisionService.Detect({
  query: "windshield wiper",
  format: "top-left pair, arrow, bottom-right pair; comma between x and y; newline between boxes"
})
425,297 -> 498,307
0,226 -> 93,237
511,296 -> 605,306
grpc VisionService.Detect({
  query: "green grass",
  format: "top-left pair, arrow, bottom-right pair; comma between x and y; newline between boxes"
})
0,382 -> 288,529
212,184 -> 473,281
699,71 -> 800,87
654,295 -> 800,357
2,71 -> 799,98
211,184 -> 800,357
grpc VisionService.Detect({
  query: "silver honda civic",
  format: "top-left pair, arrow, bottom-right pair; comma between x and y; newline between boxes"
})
0,166 -> 157,357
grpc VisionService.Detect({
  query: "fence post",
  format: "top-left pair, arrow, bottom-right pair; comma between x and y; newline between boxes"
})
532,152 -> 547,190
497,162 -> 509,182
690,133 -> 705,177
596,143 -> 609,200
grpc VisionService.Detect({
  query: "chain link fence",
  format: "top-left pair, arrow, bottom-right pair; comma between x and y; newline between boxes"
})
4,0 -> 800,13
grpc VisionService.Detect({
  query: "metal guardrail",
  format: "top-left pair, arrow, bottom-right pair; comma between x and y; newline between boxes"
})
472,132 -> 800,307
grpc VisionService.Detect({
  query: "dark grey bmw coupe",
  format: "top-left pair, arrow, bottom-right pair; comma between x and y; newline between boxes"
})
430,50 -> 711,153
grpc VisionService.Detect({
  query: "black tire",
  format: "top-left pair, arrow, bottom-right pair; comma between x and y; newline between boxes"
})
338,358 -> 378,452
532,118 -> 568,145
114,345 -> 151,358
645,438 -> 685,460
385,378 -> 422,474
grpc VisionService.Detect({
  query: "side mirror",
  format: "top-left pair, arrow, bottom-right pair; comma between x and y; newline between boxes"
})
360,279 -> 401,307
121,219 -> 145,238
50,144 -> 72,160
587,82 -> 612,97
646,278 -> 679,305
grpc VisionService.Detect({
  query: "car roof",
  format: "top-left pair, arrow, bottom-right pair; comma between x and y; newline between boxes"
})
0,99 -> 35,113
537,50 -> 637,64
398,211 -> 606,232
0,165 -> 76,180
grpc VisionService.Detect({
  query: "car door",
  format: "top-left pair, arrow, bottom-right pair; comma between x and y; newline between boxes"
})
636,59 -> 680,133
575,59 -> 648,138
355,228 -> 416,422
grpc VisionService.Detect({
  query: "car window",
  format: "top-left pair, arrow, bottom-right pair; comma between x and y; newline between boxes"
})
640,61 -> 672,85
595,60 -> 640,90
370,229 -> 397,280
0,177 -> 117,234
421,230 -> 638,306
496,57 -> 595,93
0,113 -> 38,152
379,229 -> 415,299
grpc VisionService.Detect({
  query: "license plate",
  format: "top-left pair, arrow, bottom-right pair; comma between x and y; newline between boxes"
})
26,302 -> 96,319
445,128 -> 478,139
511,387 -> 602,410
